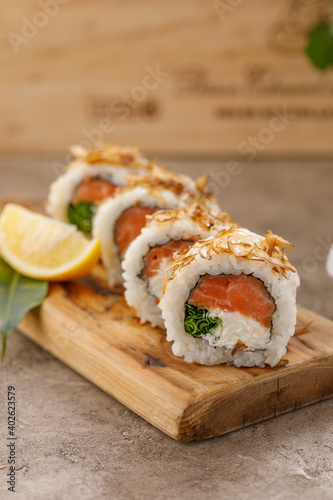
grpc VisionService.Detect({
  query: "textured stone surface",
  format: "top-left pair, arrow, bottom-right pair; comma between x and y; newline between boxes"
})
0,157 -> 332,499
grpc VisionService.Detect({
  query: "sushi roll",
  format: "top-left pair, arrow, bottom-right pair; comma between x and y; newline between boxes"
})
46,144 -> 152,234
158,227 -> 300,367
122,204 -> 233,328
93,174 -> 183,285
93,171 -> 217,286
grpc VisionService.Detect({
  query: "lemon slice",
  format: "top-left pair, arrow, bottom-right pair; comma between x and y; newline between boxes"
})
0,204 -> 101,281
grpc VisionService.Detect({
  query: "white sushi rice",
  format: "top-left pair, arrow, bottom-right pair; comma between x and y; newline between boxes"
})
46,162 -> 147,222
93,187 -> 185,286
204,309 -> 270,350
122,217 -> 229,328
159,230 -> 300,368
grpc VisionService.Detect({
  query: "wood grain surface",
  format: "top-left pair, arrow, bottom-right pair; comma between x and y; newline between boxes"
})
1,0 -> 333,156
17,265 -> 333,442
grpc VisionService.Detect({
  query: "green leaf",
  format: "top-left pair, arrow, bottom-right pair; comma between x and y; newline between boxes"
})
306,22 -> 333,70
67,202 -> 97,234
184,303 -> 222,338
0,258 -> 48,361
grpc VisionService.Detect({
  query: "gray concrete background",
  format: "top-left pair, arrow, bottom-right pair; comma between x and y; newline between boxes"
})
0,157 -> 332,500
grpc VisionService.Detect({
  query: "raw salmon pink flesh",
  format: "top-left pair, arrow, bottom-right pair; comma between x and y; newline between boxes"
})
187,274 -> 275,329
115,206 -> 157,256
72,176 -> 116,204
142,240 -> 195,281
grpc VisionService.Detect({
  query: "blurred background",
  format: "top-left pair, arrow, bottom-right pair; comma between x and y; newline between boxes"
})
1,0 -> 333,157
1,0 -> 333,316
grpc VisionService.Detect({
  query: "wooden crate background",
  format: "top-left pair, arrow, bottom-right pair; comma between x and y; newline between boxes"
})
1,0 -> 333,157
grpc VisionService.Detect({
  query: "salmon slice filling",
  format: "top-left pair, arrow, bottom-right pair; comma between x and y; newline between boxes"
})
142,240 -> 195,280
67,176 -> 117,234
72,176 -> 117,204
141,240 -> 195,298
115,206 -> 157,257
185,274 -> 276,351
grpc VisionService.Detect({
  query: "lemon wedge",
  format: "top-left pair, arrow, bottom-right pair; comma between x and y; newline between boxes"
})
0,204 -> 101,281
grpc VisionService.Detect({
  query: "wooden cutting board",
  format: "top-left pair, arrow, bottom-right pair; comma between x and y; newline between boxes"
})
18,265 -> 333,442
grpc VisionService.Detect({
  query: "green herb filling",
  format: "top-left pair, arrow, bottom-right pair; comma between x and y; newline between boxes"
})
184,303 -> 222,338
67,202 -> 97,234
